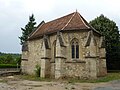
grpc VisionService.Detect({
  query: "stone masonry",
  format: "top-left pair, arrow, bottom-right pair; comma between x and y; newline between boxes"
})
21,11 -> 107,79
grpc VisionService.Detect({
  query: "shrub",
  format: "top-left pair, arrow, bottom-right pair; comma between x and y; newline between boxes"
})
34,64 -> 41,77
0,64 -> 20,68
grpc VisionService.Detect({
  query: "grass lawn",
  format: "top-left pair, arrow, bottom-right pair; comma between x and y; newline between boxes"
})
18,74 -> 52,82
0,64 -> 20,68
67,72 -> 120,83
18,72 -> 120,83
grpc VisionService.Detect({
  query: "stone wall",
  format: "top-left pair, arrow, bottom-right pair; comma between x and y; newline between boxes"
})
50,63 -> 55,78
22,39 -> 42,75
21,51 -> 28,73
21,30 -> 107,79
62,62 -> 86,78
62,30 -> 88,62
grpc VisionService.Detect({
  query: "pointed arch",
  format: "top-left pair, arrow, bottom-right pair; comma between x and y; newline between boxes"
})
53,40 -> 56,61
71,38 -> 79,59
85,31 -> 97,47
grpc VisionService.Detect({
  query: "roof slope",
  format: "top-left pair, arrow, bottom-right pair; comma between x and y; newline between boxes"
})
29,11 -> 98,40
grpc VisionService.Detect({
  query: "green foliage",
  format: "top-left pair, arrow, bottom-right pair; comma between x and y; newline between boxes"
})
0,64 -> 20,68
0,52 -> 21,65
19,14 -> 37,45
13,73 -> 120,83
89,14 -> 120,70
5,55 -> 13,64
67,73 -> 120,83
16,57 -> 21,65
34,64 -> 41,77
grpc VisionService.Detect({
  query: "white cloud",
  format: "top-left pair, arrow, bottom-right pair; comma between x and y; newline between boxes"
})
0,0 -> 120,53
21,0 -> 56,13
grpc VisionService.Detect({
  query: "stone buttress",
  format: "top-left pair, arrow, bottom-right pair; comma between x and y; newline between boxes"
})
55,32 -> 66,79
85,31 -> 107,79
41,35 -> 51,78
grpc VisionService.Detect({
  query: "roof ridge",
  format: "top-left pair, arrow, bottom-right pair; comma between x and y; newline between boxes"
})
78,13 -> 101,34
77,12 -> 90,29
61,12 -> 76,30
44,12 -> 75,25
77,12 -> 101,34
29,11 -> 101,40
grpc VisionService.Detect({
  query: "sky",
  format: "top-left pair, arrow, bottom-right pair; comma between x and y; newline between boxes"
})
0,0 -> 120,53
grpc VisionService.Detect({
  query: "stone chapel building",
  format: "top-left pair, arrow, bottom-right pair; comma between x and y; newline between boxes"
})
21,11 -> 107,79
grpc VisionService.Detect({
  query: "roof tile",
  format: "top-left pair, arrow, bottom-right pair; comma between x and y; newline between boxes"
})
29,11 -> 92,40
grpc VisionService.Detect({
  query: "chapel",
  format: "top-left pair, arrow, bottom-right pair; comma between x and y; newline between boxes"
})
21,11 -> 107,79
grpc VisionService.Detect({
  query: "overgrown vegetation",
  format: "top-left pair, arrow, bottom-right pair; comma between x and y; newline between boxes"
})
34,64 -> 41,77
67,73 -> 120,83
0,64 -> 20,68
89,14 -> 120,70
0,52 -> 21,68
19,14 -> 37,45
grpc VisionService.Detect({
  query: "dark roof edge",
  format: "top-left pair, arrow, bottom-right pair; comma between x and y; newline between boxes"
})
78,13 -> 101,35
28,28 -> 91,40
28,21 -> 45,39
77,12 -> 90,29
28,11 -> 101,40
90,25 -> 101,35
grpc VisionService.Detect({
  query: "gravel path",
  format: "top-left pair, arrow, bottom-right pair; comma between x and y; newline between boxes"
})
0,76 -> 120,90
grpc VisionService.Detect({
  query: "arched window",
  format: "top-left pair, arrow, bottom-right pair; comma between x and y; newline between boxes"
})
53,40 -> 56,61
71,39 -> 79,59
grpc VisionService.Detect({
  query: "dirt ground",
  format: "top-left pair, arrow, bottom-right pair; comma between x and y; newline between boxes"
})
0,76 -> 120,90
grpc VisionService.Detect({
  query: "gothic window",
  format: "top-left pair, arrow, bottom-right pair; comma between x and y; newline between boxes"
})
71,39 -> 79,59
53,40 -> 56,61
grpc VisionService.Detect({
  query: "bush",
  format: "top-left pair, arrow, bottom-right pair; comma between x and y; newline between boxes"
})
16,57 -> 21,65
0,53 -> 21,65
0,64 -> 20,68
34,64 -> 41,77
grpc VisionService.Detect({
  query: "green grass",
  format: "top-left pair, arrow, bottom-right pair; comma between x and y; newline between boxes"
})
67,72 -> 120,83
0,78 -> 8,83
17,72 -> 120,83
0,64 -> 20,68
18,74 -> 52,82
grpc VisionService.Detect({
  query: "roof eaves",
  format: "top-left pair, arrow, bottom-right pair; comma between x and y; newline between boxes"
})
77,12 -> 90,29
28,21 -> 45,39
77,12 -> 101,35
89,25 -> 101,35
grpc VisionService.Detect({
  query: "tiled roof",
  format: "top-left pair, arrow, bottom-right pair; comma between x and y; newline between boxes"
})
29,11 -> 98,40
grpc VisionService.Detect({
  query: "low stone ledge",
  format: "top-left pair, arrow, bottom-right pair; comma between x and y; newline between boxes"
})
41,57 -> 51,59
55,56 -> 66,59
65,60 -> 86,63
21,59 -> 28,61
99,57 -> 106,59
84,56 -> 97,58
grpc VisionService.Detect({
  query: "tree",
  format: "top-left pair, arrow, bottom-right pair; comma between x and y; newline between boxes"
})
0,56 -> 6,64
19,14 -> 37,45
16,56 -> 21,65
5,55 -> 13,64
89,14 -> 120,70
